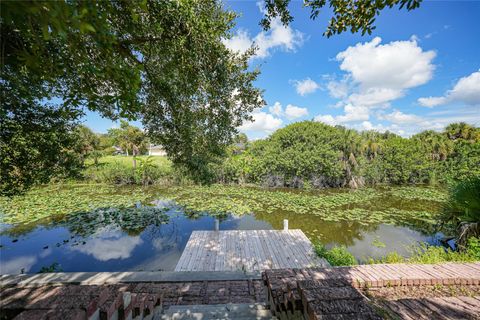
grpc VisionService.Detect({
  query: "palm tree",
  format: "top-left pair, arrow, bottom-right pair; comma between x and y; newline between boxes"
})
414,130 -> 453,161
361,131 -> 382,160
444,122 -> 477,142
338,129 -> 362,188
442,177 -> 480,250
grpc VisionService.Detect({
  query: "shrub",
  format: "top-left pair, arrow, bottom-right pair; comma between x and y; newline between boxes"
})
408,242 -> 479,263
83,156 -> 175,185
314,243 -> 357,266
466,237 -> 480,260
368,251 -> 405,264
368,239 -> 480,265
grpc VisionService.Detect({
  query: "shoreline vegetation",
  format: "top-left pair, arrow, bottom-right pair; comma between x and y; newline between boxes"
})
78,122 -> 479,190
1,121 -> 478,267
314,238 -> 480,267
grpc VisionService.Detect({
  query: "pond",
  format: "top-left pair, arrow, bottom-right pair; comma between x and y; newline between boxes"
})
0,184 -> 448,274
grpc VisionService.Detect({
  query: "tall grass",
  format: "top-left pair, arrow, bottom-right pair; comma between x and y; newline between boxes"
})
83,155 -> 176,185
315,237 -> 480,266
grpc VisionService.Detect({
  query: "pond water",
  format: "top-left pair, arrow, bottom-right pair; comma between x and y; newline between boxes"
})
0,185 -> 446,274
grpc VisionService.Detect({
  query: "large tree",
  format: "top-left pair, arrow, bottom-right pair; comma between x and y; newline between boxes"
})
1,0 -> 262,193
75,125 -> 101,165
1,0 -> 426,194
260,0 -> 422,37
0,97 -> 82,196
108,121 -> 147,169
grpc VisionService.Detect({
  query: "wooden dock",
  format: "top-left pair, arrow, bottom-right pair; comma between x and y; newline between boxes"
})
175,229 -> 328,272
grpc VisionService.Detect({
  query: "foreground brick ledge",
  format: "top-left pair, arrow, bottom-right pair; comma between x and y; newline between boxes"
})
0,271 -> 263,287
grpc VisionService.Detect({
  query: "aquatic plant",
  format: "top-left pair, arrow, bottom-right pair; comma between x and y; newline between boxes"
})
388,186 -> 448,202
371,238 -> 386,248
60,206 -> 170,237
1,183 -> 447,238
159,184 -> 445,229
314,243 -> 357,266
38,262 -> 63,273
0,184 -> 155,225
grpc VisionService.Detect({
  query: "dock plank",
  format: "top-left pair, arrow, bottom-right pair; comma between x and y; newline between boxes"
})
175,229 -> 326,272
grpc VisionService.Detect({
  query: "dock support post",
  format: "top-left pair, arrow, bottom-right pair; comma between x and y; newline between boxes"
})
283,219 -> 288,231
214,218 -> 219,231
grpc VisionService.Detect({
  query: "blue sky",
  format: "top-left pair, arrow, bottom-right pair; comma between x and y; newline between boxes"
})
84,0 -> 480,139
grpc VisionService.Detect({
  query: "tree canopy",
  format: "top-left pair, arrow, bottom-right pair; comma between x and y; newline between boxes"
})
108,120 -> 148,169
0,0 -> 431,194
216,121 -> 480,188
0,101 -> 81,196
260,0 -> 423,37
1,0 -> 262,193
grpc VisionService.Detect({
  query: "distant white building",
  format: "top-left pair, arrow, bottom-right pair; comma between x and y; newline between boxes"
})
148,144 -> 167,156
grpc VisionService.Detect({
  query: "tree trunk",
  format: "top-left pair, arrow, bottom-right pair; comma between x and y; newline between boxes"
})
132,145 -> 139,170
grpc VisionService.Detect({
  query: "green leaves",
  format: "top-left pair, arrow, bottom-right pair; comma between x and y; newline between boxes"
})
2,0 -> 262,193
160,184 -> 445,229
79,22 -> 96,34
0,100 -> 82,196
61,206 -> 169,237
261,0 -> 423,37
314,243 -> 357,266
0,184 -> 152,225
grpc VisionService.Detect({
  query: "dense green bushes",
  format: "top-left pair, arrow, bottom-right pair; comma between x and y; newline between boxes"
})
315,237 -> 480,266
314,243 -> 357,266
217,121 -> 480,188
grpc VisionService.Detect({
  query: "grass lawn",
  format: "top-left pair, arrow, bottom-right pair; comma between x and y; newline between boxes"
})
86,155 -> 172,168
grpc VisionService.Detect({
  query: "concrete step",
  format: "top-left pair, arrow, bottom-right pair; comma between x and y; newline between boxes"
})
159,303 -> 277,320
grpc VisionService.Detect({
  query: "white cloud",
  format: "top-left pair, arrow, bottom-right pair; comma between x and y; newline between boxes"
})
336,37 -> 435,92
1,256 -> 37,274
380,110 -> 422,124
314,114 -> 337,126
223,6 -> 304,59
326,78 -> 349,99
338,104 -> 370,122
314,104 -> 369,126
292,78 -> 320,96
222,29 -> 252,54
269,101 -> 283,116
316,36 -> 436,129
72,229 -> 143,261
239,111 -> 283,132
360,121 -> 386,132
418,70 -> 480,107
254,19 -> 304,58
315,106 -> 480,137
285,104 -> 309,119
417,96 -> 448,107
266,101 -> 308,120
347,88 -> 404,108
